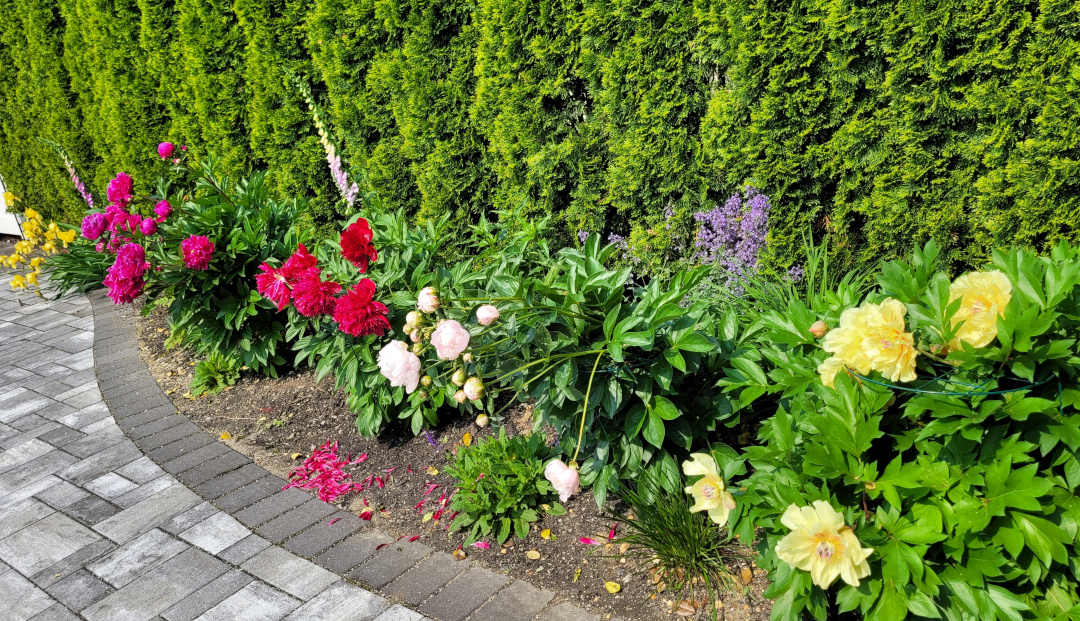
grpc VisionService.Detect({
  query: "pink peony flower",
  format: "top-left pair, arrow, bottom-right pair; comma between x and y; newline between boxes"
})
139,218 -> 157,236
153,200 -> 172,223
104,243 -> 148,304
430,320 -> 470,360
81,213 -> 108,240
105,204 -> 129,225
417,287 -> 440,313
377,340 -> 421,393
281,243 -> 318,279
158,142 -> 175,159
181,235 -> 214,270
121,213 -> 142,234
544,459 -> 580,502
340,219 -> 378,273
291,272 -> 342,317
476,304 -> 500,326
334,279 -> 391,337
256,263 -> 292,311
106,172 -> 133,207
96,241 -> 106,253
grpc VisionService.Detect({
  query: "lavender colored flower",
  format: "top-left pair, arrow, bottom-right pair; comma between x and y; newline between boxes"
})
787,264 -> 805,283
692,186 -> 771,292
607,233 -> 628,251
578,230 -> 589,244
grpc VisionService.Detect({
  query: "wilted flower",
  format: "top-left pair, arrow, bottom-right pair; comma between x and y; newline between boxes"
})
340,219 -> 378,273
948,270 -> 1011,350
333,279 -> 391,337
377,340 -> 422,393
775,500 -> 873,589
158,142 -> 175,159
544,459 -> 580,503
463,377 -> 484,401
476,304 -> 500,326
181,235 -> 214,270
683,453 -> 736,525
418,287 -> 439,313
81,213 -> 108,240
431,320 -> 470,360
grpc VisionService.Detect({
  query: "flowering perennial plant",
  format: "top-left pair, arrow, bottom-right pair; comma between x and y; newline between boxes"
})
180,235 -> 214,270
0,196 -> 77,295
692,186 -> 770,289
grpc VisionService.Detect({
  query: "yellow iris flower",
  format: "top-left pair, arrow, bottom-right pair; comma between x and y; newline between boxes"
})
30,257 -> 44,269
41,241 -> 57,255
26,271 -> 38,286
2,191 -> 15,204
57,229 -> 76,247
11,274 -> 26,290
14,240 -> 32,255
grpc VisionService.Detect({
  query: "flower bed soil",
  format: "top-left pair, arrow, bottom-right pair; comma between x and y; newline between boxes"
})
135,303 -> 772,621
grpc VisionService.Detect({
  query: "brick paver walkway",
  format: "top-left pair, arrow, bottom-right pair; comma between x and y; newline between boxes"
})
0,283 -> 603,621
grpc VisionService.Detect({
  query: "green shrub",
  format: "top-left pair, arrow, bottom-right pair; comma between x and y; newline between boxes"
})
190,351 -> 241,396
446,428 -> 564,545
719,241 -> 1080,620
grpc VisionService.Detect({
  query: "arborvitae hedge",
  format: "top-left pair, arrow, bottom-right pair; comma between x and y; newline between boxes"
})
1,0 -> 1078,269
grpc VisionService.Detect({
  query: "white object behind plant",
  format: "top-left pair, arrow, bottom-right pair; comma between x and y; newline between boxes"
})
0,176 -> 25,237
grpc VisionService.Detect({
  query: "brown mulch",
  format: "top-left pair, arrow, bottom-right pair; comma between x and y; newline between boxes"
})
134,302 -> 772,621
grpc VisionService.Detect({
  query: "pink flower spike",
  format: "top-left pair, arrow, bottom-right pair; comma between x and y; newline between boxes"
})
471,542 -> 491,549
328,518 -> 341,526
408,535 -> 421,542
425,483 -> 441,495
609,523 -> 618,540
578,538 -> 602,546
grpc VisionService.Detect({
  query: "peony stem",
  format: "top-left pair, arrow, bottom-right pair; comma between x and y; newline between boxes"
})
570,349 -> 606,467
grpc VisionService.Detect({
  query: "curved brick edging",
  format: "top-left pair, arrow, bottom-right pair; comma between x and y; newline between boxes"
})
88,289 -> 605,621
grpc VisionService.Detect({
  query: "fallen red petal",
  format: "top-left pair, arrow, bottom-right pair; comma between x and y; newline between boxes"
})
471,541 -> 491,549
327,518 -> 341,526
608,523 -> 617,539
579,538 -> 602,545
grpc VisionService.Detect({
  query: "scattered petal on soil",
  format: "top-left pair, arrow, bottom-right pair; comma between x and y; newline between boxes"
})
578,538 -> 602,545
605,582 -> 622,594
471,541 -> 491,549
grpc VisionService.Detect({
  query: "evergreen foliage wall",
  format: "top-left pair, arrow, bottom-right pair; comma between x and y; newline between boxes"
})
1,0 -> 1078,270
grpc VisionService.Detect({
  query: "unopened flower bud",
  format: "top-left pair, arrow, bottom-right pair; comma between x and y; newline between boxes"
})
462,353 -> 474,363
418,287 -> 440,313
809,321 -> 829,338
410,329 -> 422,343
463,377 -> 485,401
476,304 -> 500,326
411,342 -> 424,354
452,369 -> 466,387
420,375 -> 432,387
417,390 -> 429,400
454,390 -> 467,404
475,414 -> 489,428
406,311 -> 421,327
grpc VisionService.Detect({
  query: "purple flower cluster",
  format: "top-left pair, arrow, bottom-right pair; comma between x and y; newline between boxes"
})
787,264 -> 805,283
327,149 -> 359,206
693,186 -> 771,287
64,159 -> 93,209
607,233 -> 628,251
578,230 -> 589,244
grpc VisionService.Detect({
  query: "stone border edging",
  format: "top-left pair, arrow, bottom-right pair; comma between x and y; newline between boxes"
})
89,288 -> 609,621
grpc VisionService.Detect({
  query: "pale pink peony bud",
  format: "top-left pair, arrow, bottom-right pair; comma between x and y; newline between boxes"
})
406,311 -> 421,326
463,377 -> 484,401
420,375 -> 432,387
454,390 -> 467,404
377,341 -> 421,393
430,320 -> 470,360
544,459 -> 580,503
410,329 -> 422,343
475,414 -> 489,428
809,320 -> 829,338
476,304 -> 500,326
417,287 -> 440,313
451,369 -> 466,387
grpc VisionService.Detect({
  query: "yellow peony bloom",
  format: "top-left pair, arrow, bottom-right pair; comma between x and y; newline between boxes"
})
683,452 -> 736,525
948,270 -> 1011,350
817,356 -> 847,388
775,500 -> 873,589
822,305 -> 877,375
57,229 -> 76,247
862,299 -> 917,383
11,274 -> 26,290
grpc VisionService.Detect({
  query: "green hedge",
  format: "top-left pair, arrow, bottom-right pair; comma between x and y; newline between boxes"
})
1,0 -> 1078,270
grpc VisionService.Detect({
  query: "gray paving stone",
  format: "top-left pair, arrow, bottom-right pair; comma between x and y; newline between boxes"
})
0,448 -> 78,496
372,605 -> 426,621
136,422 -> 201,451
417,566 -> 510,621
114,476 -> 176,509
0,422 -> 63,450
282,511 -> 363,557
0,569 -> 56,621
282,581 -> 389,621
162,442 -> 231,475
179,511 -> 251,554
29,604 -> 81,621
256,498 -> 338,544
62,494 -> 122,527
535,602 -> 600,621
193,462 -> 265,499
0,438 -> 53,474
0,511 -> 103,575
218,534 -> 272,565
146,432 -> 214,463
349,540 -> 433,589
87,528 -> 190,587
215,476 -> 286,513
93,482 -> 202,544
10,413 -> 49,431
162,501 -> 220,534
312,530 -> 389,574
0,498 -> 55,539
56,402 -> 111,430
175,451 -> 250,487
37,425 -> 86,448
34,478 -> 90,509
59,440 -> 143,485
241,546 -> 340,600
469,580 -> 554,621
82,547 -> 228,621
234,488 -> 310,528
193,580 -> 301,621
161,569 -> 253,621
29,538 -> 118,589
117,456 -> 166,484
85,472 -> 139,499
43,569 -> 113,611
383,552 -> 468,606
128,415 -> 188,441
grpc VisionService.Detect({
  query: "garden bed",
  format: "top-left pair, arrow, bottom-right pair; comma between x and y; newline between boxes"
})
135,302 -> 772,621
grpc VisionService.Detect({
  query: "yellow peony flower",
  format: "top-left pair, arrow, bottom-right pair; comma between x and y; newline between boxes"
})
817,356 -> 847,388
57,229 -> 76,247
948,270 -> 1011,350
822,305 -> 877,375
775,500 -> 873,589
11,274 -> 26,290
862,299 -> 917,383
683,452 -> 736,525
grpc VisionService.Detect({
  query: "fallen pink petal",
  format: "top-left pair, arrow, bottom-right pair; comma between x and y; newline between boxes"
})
471,541 -> 491,549
384,467 -> 397,473
425,483 -> 441,495
578,537 -> 602,545
282,439 -> 366,503
407,535 -> 421,542
414,499 -> 427,513
327,518 -> 341,526
608,523 -> 617,539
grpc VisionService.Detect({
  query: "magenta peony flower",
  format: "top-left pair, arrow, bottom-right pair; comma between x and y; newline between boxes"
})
333,279 -> 391,337
254,244 -> 321,311
181,235 -> 214,270
292,272 -> 342,317
256,263 -> 292,311
158,142 -> 175,159
476,304 -> 500,326
430,320 -> 470,360
377,340 -> 421,393
95,241 -> 106,253
105,204 -> 128,225
121,213 -> 142,234
139,218 -> 157,236
153,200 -> 172,223
81,213 -> 108,240
104,243 -> 148,304
106,172 -> 133,208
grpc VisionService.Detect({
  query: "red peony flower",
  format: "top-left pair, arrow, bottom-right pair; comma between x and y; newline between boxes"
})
333,279 -> 390,337
340,219 -> 378,273
256,263 -> 293,311
281,243 -> 319,279
104,243 -> 148,304
181,235 -> 215,270
292,272 -> 342,317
